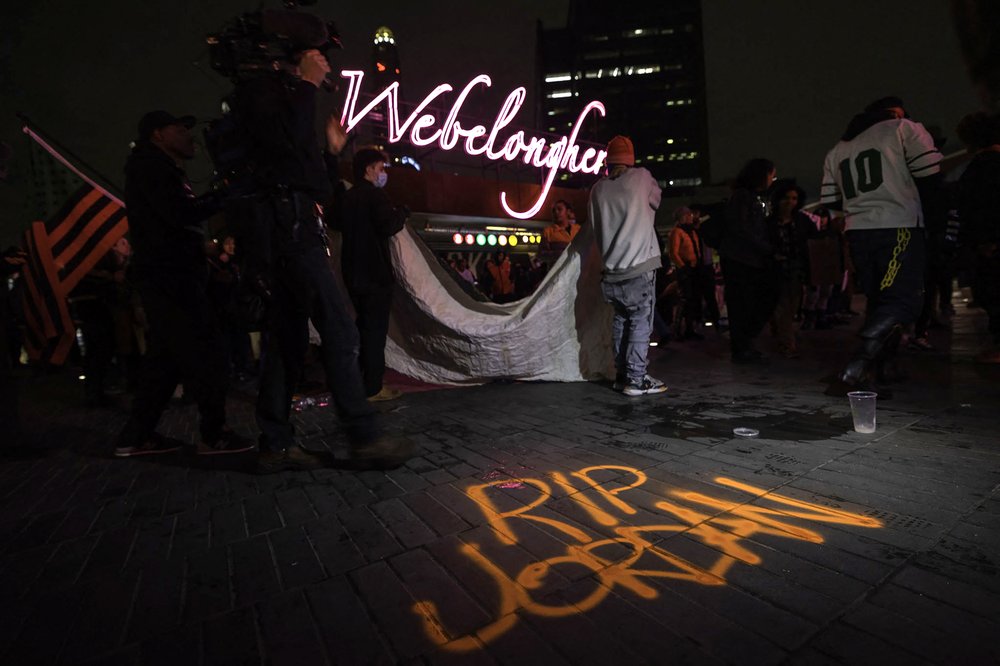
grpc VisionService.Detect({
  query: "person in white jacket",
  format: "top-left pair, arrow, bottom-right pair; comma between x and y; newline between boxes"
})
588,135 -> 668,396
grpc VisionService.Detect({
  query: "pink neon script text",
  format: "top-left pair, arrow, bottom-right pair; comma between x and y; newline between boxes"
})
339,70 -> 607,219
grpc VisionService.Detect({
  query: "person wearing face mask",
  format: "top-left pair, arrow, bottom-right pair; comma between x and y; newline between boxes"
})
113,110 -> 253,457
335,148 -> 408,402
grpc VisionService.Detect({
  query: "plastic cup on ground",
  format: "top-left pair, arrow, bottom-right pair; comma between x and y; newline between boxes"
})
847,391 -> 878,433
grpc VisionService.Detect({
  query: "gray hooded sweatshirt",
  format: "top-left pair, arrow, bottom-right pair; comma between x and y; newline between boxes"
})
587,166 -> 663,282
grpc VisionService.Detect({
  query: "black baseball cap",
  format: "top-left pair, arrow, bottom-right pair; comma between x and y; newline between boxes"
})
137,110 -> 196,141
864,96 -> 909,118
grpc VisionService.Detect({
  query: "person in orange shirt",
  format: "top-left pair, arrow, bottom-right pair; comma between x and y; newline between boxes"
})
668,206 -> 705,340
540,199 -> 581,254
486,250 -> 515,303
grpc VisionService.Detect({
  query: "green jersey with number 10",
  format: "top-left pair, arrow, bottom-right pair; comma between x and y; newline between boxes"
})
819,118 -> 942,231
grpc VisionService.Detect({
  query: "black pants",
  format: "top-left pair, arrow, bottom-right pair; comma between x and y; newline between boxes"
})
348,287 -> 393,397
0,296 -> 21,447
256,247 -> 378,452
721,257 -> 778,355
847,227 -> 926,340
116,276 -> 229,446
76,299 -> 115,400
675,267 -> 702,329
697,264 -> 721,323
974,252 -> 1000,344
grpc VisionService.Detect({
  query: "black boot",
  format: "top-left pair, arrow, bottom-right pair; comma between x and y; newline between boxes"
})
839,319 -> 902,387
801,310 -> 815,330
874,326 -> 906,383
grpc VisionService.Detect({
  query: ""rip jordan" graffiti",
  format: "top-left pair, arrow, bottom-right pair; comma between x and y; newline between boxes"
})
411,465 -> 882,652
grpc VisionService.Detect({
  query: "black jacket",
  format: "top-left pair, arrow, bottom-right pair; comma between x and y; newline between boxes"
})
720,188 -> 773,269
233,73 -> 332,201
768,211 -> 816,281
124,143 -> 220,282
958,150 -> 1000,247
334,180 -> 406,293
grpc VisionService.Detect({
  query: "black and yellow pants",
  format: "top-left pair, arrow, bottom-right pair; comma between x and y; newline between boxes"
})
846,226 -> 926,341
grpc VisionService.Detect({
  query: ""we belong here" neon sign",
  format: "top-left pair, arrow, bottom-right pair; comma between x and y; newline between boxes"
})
339,70 -> 608,219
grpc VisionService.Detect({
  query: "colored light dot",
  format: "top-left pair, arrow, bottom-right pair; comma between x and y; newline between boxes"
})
476,234 -> 486,246
508,235 -> 518,247
452,233 -> 463,244
487,234 -> 497,246
498,234 -> 508,246
465,234 -> 475,245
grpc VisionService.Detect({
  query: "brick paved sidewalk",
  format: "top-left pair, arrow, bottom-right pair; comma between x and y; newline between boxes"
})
1,303 -> 998,665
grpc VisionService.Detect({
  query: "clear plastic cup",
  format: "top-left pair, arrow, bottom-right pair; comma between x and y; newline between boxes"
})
847,391 -> 878,433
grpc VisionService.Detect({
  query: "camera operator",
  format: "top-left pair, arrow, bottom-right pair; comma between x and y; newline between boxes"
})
113,111 -> 254,457
233,46 -> 412,473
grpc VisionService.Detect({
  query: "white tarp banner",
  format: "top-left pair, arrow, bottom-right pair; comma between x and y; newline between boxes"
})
383,225 -> 616,385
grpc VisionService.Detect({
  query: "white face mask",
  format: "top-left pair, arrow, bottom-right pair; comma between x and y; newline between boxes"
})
374,171 -> 388,188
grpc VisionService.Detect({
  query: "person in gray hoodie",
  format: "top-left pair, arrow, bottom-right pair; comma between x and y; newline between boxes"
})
588,135 -> 668,396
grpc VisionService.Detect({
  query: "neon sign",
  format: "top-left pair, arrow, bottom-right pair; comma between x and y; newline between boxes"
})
339,70 -> 608,219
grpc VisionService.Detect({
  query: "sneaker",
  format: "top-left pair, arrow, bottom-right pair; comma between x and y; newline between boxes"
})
197,429 -> 255,455
257,445 -> 329,474
622,375 -> 668,396
351,434 -> 414,470
367,387 -> 402,402
114,433 -> 183,458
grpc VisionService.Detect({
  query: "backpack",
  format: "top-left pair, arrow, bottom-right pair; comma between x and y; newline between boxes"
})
696,200 -> 728,249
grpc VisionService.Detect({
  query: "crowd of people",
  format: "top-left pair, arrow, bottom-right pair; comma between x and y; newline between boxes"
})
1,69 -> 998,468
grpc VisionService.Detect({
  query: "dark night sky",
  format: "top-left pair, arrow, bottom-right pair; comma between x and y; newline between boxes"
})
0,0 -> 982,245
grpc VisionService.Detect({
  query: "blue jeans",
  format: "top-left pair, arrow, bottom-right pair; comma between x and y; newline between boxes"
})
256,247 -> 379,452
601,271 -> 656,384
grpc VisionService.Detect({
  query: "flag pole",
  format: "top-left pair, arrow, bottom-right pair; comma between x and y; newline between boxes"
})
17,113 -> 124,206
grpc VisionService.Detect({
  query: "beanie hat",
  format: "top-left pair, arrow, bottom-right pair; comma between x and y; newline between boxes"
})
606,135 -> 634,166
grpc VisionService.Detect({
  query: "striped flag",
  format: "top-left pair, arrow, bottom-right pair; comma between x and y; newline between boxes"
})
20,182 -> 128,366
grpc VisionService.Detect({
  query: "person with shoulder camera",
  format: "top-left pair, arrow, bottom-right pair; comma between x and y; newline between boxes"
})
233,46 -> 412,473
114,111 -> 253,457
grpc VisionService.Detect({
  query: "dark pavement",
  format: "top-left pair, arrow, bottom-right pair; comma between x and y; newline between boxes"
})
1,298 -> 999,665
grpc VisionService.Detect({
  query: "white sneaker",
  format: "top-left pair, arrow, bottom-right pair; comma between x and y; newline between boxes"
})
622,375 -> 667,396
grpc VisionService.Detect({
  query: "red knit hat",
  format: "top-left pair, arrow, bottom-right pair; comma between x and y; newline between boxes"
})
606,135 -> 634,166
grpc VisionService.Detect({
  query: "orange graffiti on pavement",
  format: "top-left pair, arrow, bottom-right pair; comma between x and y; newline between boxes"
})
414,466 -> 882,651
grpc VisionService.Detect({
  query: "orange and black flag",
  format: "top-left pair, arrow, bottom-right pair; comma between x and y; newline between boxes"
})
18,119 -> 129,365
21,185 -> 128,365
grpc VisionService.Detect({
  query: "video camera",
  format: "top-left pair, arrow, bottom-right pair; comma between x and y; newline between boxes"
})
203,1 -> 342,188
206,0 -> 341,83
